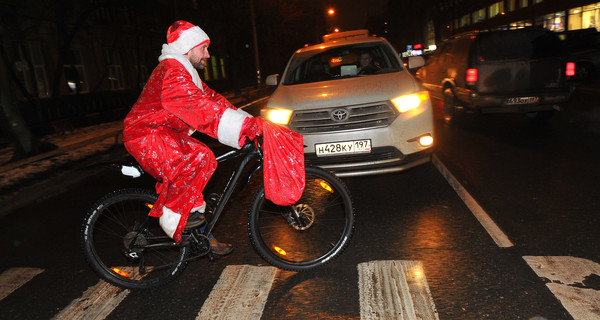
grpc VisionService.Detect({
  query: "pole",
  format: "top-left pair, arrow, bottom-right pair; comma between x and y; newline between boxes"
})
250,0 -> 261,86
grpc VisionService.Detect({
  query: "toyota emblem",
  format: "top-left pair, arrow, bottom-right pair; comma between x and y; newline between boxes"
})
331,108 -> 349,122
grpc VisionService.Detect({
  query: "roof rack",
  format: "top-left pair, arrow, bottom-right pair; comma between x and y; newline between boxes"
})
322,29 -> 369,43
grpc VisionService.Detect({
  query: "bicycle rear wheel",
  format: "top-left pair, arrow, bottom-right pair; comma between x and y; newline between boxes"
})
81,188 -> 190,289
248,166 -> 355,271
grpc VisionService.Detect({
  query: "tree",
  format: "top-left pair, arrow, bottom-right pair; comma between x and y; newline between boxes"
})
0,4 -> 56,159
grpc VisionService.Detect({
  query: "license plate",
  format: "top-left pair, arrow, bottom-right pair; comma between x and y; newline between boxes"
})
504,96 -> 540,105
315,139 -> 372,157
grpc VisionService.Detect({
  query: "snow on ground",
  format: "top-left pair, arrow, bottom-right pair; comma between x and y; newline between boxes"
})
0,121 -> 124,190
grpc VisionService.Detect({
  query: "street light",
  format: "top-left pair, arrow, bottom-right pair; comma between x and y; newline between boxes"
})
327,8 -> 336,33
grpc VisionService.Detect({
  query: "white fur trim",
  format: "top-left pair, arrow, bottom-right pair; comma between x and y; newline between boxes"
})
158,45 -> 203,91
191,202 -> 206,214
159,207 -> 181,239
169,26 -> 209,55
218,108 -> 251,149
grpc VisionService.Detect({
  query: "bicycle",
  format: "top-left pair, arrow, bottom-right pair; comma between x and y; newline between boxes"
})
80,140 -> 355,290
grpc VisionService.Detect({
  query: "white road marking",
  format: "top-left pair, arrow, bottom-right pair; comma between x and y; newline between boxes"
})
52,279 -> 131,320
239,96 -> 270,110
432,154 -> 514,247
0,267 -> 44,301
358,260 -> 439,320
52,266 -> 145,320
523,256 -> 600,320
197,265 -> 277,320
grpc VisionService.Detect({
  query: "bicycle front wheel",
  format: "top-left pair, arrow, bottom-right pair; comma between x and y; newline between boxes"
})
248,166 -> 355,271
81,188 -> 190,289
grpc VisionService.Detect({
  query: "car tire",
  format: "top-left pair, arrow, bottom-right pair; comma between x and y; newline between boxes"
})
443,88 -> 462,124
575,62 -> 595,80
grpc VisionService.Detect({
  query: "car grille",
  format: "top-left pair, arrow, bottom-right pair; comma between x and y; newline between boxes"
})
289,102 -> 398,133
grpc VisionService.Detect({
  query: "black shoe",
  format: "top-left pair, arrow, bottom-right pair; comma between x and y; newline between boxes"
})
210,237 -> 233,255
184,214 -> 205,230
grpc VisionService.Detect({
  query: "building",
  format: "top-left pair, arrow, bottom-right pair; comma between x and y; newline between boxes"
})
394,0 -> 600,57
0,0 -> 247,138
436,0 -> 600,43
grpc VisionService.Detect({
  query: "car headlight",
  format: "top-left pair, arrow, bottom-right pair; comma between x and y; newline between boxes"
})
262,108 -> 293,125
391,91 -> 430,113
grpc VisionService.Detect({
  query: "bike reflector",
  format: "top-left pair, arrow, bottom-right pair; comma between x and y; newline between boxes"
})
111,267 -> 131,278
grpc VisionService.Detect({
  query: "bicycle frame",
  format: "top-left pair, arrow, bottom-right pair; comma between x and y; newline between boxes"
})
196,142 -> 263,240
120,141 -> 263,253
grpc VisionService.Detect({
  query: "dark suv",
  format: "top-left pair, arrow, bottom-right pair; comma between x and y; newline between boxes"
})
416,28 -> 573,121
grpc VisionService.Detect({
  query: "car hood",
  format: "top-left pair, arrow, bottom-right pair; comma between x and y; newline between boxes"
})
267,72 -> 420,110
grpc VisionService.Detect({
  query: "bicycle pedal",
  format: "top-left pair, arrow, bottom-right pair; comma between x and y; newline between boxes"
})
207,251 -> 218,261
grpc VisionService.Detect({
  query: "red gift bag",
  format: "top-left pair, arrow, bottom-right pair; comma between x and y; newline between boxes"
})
260,120 -> 305,206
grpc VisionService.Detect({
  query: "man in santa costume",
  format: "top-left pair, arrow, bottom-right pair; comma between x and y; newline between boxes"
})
123,20 -> 261,254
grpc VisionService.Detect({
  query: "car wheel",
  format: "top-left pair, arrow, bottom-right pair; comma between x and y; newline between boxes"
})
575,62 -> 595,80
443,88 -> 462,124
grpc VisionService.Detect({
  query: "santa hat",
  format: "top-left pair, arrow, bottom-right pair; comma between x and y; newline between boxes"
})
166,21 -> 210,55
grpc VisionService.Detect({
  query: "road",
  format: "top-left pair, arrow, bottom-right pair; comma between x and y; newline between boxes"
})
0,87 -> 599,319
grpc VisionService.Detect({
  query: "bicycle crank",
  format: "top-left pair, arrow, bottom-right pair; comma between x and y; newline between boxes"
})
123,231 -> 147,260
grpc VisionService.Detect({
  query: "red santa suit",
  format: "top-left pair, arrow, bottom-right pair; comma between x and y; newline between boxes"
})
122,21 -> 259,243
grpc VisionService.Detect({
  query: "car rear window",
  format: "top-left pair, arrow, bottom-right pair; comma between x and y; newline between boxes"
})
282,42 -> 402,85
475,29 -> 566,61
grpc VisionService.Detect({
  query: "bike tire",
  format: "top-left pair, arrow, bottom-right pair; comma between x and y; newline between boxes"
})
248,166 -> 355,271
81,188 -> 190,290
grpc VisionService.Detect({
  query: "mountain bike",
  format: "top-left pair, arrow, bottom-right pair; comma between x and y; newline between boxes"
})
80,140 -> 355,290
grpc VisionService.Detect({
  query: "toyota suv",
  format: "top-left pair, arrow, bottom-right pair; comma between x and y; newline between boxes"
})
416,28 -> 574,122
262,30 -> 434,177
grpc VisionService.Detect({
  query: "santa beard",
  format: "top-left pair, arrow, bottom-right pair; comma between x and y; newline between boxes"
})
192,59 -> 206,69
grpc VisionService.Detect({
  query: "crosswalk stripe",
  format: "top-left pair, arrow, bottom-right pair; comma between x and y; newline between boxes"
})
197,265 -> 277,320
52,279 -> 131,320
523,256 -> 600,320
52,267 -> 144,320
358,260 -> 439,320
0,267 -> 44,301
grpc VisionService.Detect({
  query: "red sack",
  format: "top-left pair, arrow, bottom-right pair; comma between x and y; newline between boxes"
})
260,119 -> 305,206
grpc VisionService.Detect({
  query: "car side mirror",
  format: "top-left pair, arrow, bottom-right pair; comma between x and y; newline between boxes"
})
407,56 -> 425,69
266,74 -> 280,86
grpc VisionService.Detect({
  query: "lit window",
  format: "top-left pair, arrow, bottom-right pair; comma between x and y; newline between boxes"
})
472,8 -> 486,23
489,1 -> 504,18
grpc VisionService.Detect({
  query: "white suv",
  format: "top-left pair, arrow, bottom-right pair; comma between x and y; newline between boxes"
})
262,30 -> 434,177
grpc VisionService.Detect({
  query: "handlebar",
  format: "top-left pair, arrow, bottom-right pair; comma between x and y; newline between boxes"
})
215,137 -> 262,163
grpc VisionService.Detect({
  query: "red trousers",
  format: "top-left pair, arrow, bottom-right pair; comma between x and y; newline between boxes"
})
124,128 -> 216,241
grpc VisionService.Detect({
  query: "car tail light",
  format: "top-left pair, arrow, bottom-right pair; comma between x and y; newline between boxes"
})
466,68 -> 478,83
566,62 -> 576,77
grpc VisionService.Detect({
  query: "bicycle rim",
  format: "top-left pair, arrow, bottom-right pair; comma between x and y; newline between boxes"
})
248,167 -> 355,271
81,189 -> 190,289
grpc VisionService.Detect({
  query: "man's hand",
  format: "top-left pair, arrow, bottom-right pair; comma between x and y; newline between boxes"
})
238,116 -> 264,147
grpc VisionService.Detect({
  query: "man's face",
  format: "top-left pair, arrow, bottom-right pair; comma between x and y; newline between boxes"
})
360,53 -> 372,67
186,44 -> 210,69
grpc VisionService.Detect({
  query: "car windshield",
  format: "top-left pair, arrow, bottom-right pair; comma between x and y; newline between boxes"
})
282,42 -> 402,85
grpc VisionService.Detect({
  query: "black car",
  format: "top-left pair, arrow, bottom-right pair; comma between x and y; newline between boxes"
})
416,28 -> 574,122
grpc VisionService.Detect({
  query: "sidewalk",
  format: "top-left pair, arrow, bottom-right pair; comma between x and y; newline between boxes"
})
0,86 -> 272,215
